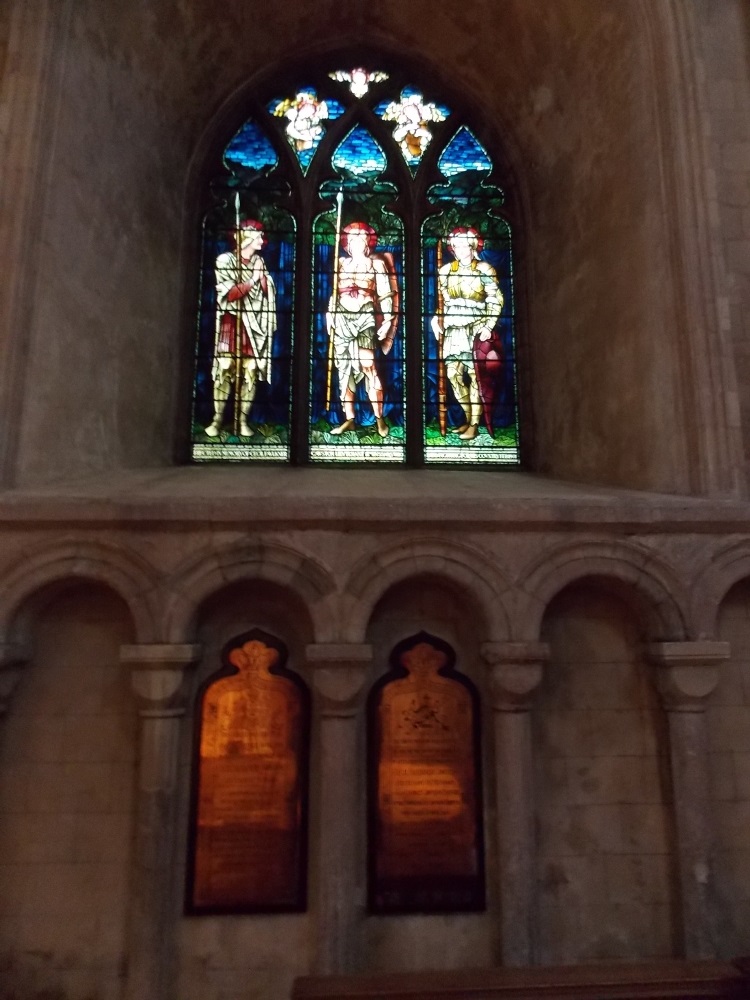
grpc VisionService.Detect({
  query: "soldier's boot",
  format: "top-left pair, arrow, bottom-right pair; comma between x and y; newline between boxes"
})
448,374 -> 470,434
205,391 -> 229,438
459,401 -> 481,440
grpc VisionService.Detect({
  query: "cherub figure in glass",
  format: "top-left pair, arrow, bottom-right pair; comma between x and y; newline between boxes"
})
273,90 -> 329,152
330,68 -> 389,99
380,89 -> 447,164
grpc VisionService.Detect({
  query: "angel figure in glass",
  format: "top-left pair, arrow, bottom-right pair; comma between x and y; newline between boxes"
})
273,91 -> 329,152
381,91 -> 446,159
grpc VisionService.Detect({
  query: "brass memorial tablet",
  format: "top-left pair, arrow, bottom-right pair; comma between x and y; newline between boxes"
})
188,632 -> 309,913
368,633 -> 484,912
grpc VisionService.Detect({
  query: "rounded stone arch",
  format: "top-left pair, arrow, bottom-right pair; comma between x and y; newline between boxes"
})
163,539 -> 336,643
691,539 -> 750,639
341,538 -> 512,644
515,538 -> 689,643
0,539 -> 160,645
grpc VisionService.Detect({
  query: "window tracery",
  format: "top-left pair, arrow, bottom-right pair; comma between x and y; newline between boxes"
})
190,62 -> 519,466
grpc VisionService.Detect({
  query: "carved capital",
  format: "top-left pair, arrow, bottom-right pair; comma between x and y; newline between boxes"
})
647,641 -> 729,712
481,642 -> 549,710
0,643 -> 31,717
307,644 -> 372,717
121,643 -> 201,716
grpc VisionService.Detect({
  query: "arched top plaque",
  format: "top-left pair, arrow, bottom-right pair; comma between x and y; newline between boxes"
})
367,632 -> 485,913
187,629 -> 310,913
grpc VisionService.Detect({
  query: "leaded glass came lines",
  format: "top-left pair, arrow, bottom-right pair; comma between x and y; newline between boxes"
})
189,63 -> 520,467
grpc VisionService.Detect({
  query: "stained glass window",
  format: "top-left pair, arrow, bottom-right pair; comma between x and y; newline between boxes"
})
190,62 -> 520,466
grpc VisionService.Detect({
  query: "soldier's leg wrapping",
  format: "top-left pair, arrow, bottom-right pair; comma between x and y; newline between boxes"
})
446,358 -> 471,428
239,359 -> 258,436
456,359 -> 482,440
205,357 -> 234,437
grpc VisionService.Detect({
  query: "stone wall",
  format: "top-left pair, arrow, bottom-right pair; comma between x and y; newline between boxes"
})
535,586 -> 674,963
0,0 -> 749,998
711,580 -> 750,956
0,0 -> 740,494
694,0 -> 750,485
0,484 -> 745,997
0,584 -> 136,999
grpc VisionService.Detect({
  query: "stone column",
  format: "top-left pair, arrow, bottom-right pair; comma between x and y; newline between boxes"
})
481,641 -> 549,967
307,643 -> 371,976
647,640 -> 729,960
0,643 -> 29,719
120,643 -> 201,1000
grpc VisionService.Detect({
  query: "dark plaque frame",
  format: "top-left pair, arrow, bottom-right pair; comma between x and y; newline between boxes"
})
186,628 -> 310,915
367,631 -> 485,914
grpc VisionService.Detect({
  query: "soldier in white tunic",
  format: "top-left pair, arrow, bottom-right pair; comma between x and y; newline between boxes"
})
327,221 -> 396,438
431,227 -> 503,440
205,220 -> 277,438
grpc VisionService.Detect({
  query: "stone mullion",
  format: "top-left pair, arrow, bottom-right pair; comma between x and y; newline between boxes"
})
482,641 -> 548,967
648,640 -> 730,960
120,642 -> 201,1000
308,643 -> 371,975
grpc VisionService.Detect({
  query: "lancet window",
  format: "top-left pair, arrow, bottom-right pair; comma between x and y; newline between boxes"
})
190,60 -> 520,466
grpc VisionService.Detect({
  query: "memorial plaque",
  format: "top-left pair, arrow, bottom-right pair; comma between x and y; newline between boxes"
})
368,633 -> 485,913
187,631 -> 309,913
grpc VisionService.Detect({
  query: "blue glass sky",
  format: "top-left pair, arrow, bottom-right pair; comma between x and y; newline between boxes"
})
438,128 -> 493,177
224,121 -> 278,170
332,127 -> 387,176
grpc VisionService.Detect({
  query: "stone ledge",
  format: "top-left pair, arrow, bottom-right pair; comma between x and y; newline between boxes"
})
0,468 -> 749,531
292,959 -> 749,999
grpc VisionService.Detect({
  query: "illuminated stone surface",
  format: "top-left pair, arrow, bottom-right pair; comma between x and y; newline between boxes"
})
1,2 -> 750,1000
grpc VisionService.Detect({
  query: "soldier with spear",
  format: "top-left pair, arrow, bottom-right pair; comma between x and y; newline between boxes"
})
325,211 -> 398,439
431,226 -> 503,441
205,195 -> 277,439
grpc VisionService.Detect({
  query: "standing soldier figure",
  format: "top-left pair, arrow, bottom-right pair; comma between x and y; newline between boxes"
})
205,220 -> 277,439
326,221 -> 398,438
431,227 -> 503,441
